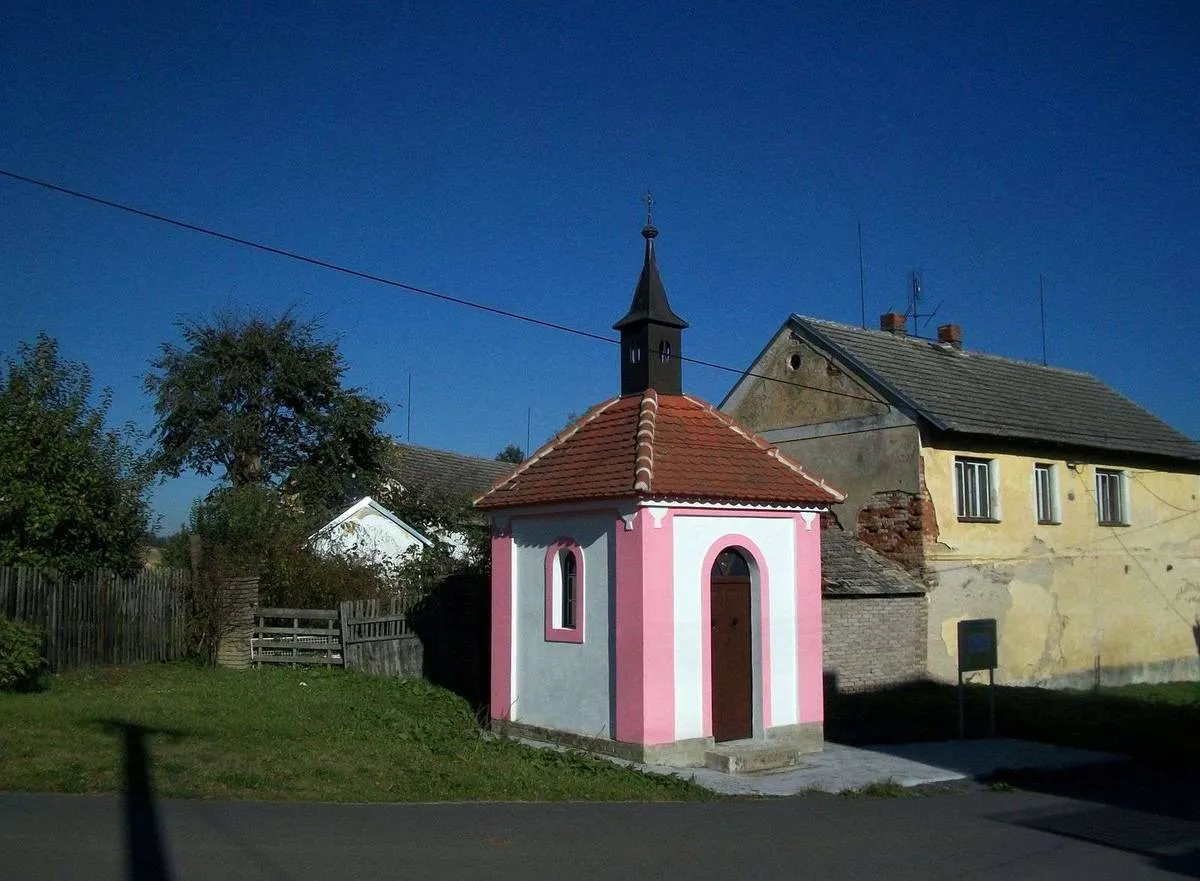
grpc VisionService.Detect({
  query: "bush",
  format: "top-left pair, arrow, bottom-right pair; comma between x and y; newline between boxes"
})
0,619 -> 46,691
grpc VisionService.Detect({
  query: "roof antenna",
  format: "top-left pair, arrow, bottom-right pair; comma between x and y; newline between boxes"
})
857,221 -> 867,329
904,269 -> 940,337
1039,273 -> 1048,366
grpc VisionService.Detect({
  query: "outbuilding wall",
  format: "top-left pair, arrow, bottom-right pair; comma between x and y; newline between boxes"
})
821,594 -> 928,693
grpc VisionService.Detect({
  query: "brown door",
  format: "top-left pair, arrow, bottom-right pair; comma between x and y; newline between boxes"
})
710,575 -> 753,742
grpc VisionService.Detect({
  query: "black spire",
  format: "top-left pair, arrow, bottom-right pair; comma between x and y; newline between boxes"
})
614,202 -> 687,395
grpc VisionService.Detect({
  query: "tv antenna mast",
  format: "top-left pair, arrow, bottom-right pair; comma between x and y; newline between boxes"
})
904,269 -> 941,337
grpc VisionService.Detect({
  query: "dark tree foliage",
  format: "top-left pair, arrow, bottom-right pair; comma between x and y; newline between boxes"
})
494,444 -> 525,464
146,311 -> 389,513
0,335 -> 151,576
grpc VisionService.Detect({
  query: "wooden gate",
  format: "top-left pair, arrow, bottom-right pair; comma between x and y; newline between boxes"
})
250,599 -> 422,677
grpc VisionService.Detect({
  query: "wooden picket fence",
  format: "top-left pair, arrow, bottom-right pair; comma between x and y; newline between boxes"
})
250,596 -> 422,677
0,565 -> 190,670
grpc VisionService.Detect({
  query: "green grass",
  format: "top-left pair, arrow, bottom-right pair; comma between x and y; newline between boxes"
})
825,679 -> 1200,764
0,662 -> 713,802
841,778 -> 910,799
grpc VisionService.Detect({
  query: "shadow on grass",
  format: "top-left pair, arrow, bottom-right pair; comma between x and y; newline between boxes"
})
95,719 -> 187,881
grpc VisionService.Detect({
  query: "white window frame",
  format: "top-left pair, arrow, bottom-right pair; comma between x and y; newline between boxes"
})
544,541 -> 584,643
954,456 -> 1000,521
1095,468 -> 1130,526
1033,463 -> 1060,524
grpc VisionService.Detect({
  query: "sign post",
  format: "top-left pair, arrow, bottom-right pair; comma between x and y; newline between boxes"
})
957,618 -> 998,739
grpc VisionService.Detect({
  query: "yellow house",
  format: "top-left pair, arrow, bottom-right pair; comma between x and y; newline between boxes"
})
723,313 -> 1200,688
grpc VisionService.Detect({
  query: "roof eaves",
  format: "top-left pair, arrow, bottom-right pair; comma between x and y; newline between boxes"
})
788,314 -> 949,432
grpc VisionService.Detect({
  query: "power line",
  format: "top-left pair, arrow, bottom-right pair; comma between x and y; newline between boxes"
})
1077,477 -> 1194,628
0,167 -> 887,408
1130,472 -> 1200,514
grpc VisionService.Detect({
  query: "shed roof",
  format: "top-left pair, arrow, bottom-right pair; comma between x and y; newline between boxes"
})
387,442 -> 515,501
820,529 -> 925,597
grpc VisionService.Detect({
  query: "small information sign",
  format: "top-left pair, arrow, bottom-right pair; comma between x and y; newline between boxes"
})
956,618 -> 998,738
958,618 -> 998,672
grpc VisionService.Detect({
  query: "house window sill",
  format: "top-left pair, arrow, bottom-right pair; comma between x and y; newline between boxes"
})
957,517 -> 1000,524
545,627 -> 583,645
1037,519 -> 1061,526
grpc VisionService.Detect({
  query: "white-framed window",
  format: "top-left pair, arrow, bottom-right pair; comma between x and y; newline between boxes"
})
560,550 -> 577,629
955,456 -> 999,520
1095,468 -> 1130,526
544,541 -> 584,643
1034,463 -> 1060,524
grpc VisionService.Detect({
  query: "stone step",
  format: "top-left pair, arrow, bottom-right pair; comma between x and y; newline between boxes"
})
703,742 -> 805,774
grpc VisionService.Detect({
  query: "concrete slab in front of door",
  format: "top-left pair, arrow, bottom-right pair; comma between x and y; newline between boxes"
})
704,740 -> 806,774
659,739 -> 1124,797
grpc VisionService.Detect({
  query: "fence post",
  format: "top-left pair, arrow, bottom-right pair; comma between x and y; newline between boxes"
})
215,577 -> 259,670
338,601 -> 351,672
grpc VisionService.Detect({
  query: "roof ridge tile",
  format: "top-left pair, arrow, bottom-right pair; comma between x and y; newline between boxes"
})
633,389 -> 658,493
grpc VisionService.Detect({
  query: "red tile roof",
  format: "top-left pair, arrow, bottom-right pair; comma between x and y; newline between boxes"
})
475,390 -> 842,509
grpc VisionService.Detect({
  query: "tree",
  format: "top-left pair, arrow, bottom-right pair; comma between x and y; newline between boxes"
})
0,334 -> 151,576
495,444 -> 525,464
146,311 -> 389,513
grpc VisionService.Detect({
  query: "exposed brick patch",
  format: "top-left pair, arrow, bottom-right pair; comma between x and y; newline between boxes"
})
856,489 -> 937,582
822,594 -> 928,692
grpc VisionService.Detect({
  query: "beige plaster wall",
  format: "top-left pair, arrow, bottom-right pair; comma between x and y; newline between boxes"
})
921,446 -> 1200,686
723,327 -> 888,432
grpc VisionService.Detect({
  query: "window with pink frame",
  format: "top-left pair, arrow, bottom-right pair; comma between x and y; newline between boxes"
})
544,541 -> 584,643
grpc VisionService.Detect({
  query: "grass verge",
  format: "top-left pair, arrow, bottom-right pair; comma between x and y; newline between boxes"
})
0,662 -> 713,803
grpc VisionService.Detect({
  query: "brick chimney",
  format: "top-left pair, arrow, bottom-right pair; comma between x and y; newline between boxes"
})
879,312 -> 907,335
937,323 -> 963,350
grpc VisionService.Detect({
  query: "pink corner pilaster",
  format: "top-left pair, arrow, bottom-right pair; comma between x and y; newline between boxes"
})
794,514 -> 824,724
614,507 -> 676,744
639,507 -> 676,743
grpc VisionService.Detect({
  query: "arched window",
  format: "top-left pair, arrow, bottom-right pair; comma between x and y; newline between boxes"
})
659,340 -> 672,363
712,548 -> 751,577
629,345 -> 643,364
560,549 -> 577,629
544,541 -> 584,643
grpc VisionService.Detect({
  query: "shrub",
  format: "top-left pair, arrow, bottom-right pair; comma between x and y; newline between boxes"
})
0,619 -> 46,691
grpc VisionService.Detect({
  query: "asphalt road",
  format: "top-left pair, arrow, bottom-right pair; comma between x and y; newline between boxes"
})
2,786 -> 1198,880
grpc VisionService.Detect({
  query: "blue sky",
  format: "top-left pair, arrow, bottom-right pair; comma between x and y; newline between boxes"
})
3,1 -> 1197,532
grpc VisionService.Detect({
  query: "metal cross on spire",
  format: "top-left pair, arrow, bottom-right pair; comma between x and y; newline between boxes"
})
641,191 -> 657,240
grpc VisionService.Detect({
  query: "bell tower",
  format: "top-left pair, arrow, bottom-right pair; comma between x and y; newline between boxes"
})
613,205 -> 688,396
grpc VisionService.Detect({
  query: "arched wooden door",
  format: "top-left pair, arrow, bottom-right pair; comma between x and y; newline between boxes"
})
710,548 -> 752,742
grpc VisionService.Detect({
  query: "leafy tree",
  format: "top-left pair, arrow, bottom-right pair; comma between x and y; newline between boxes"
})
145,311 -> 389,513
0,334 -> 151,576
495,444 -> 525,464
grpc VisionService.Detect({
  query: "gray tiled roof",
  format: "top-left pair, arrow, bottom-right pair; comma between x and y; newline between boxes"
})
386,442 -> 515,501
820,530 -> 925,596
793,316 -> 1200,463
